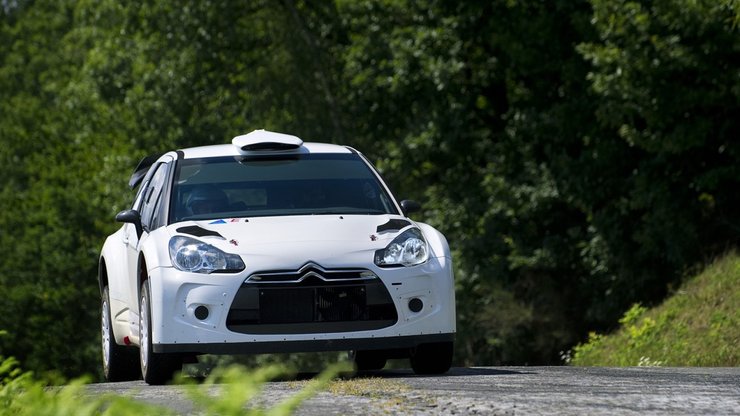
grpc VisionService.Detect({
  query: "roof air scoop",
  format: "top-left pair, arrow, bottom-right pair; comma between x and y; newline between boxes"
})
232,129 -> 303,152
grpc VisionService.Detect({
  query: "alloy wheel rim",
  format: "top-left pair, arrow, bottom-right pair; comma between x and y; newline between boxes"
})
140,293 -> 149,375
101,299 -> 111,370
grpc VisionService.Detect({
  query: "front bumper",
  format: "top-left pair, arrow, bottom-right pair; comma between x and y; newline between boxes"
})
153,333 -> 454,354
147,255 -> 456,355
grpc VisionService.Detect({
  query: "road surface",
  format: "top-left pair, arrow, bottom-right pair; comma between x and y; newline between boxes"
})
86,366 -> 740,415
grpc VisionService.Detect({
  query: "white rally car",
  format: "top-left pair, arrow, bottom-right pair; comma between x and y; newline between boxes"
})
98,130 -> 456,384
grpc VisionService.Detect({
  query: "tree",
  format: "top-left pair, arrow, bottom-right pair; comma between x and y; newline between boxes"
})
571,0 -> 740,315
0,0 -> 351,378
335,0 -> 600,364
1,0 -> 738,376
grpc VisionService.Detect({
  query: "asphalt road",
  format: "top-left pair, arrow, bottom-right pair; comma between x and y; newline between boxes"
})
86,366 -> 740,415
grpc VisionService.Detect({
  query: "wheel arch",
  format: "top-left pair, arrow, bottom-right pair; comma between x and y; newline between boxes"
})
98,257 -> 109,295
137,252 -> 149,304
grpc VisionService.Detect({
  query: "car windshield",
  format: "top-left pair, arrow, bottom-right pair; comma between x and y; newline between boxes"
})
170,153 -> 398,222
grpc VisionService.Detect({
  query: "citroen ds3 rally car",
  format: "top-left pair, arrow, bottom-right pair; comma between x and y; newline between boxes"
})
98,130 -> 456,384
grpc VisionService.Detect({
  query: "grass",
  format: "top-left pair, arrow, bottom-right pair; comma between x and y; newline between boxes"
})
326,377 -> 409,398
326,376 -> 422,413
571,250 -> 740,366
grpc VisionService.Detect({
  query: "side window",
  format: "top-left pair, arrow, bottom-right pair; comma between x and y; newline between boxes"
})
131,179 -> 151,212
139,163 -> 170,232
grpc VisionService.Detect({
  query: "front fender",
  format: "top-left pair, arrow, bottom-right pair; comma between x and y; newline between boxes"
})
416,222 -> 452,263
138,227 -> 173,276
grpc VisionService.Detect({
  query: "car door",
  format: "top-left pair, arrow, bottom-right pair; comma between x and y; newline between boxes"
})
124,159 -> 172,338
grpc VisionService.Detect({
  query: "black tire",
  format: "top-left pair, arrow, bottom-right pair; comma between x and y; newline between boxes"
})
140,282 -> 182,385
351,350 -> 387,372
101,286 -> 139,381
410,342 -> 453,375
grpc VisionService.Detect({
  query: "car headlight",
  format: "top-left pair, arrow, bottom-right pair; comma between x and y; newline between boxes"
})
374,228 -> 429,267
169,236 -> 245,273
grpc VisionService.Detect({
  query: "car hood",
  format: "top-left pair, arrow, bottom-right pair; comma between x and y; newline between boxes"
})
167,214 -> 415,270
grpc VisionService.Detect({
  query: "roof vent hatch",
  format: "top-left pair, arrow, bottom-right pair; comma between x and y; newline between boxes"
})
232,129 -> 303,152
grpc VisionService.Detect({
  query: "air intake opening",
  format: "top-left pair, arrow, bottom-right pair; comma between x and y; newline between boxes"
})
240,142 -> 301,151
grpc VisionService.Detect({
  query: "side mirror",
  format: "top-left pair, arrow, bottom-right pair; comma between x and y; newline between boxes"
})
400,200 -> 422,216
116,209 -> 143,238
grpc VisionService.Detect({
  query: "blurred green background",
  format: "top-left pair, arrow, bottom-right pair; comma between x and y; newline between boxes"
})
1,0 -> 738,380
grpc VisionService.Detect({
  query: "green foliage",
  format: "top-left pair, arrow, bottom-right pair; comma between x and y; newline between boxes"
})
0,0 -> 117,379
0,354 -> 349,415
183,361 -> 352,416
571,0 -> 740,316
336,0 -> 600,365
1,355 -> 171,416
571,251 -> 740,366
0,0 -> 350,379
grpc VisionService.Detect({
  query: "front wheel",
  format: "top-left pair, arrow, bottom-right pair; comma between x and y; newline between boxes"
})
140,282 -> 181,385
101,286 -> 139,381
410,342 -> 453,375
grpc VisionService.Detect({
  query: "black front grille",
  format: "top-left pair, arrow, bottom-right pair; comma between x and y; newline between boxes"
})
227,269 -> 397,334
316,286 -> 366,321
259,288 -> 315,323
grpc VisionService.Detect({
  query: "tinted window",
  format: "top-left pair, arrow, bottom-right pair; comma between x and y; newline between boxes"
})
140,163 -> 170,230
170,154 -> 397,222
